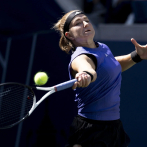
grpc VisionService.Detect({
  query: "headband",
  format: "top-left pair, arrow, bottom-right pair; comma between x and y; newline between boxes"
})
63,11 -> 84,36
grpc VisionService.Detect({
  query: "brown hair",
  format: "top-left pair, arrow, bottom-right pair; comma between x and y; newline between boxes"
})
53,10 -> 78,54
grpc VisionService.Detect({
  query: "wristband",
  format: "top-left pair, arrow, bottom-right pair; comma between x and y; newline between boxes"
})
83,71 -> 93,81
131,51 -> 142,63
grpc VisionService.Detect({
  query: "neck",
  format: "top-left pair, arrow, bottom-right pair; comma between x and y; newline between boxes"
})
74,40 -> 97,49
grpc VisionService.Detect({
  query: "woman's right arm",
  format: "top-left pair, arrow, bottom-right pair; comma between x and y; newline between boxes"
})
71,54 -> 97,89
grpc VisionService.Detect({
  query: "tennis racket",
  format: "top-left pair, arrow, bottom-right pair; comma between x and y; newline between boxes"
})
0,79 -> 77,129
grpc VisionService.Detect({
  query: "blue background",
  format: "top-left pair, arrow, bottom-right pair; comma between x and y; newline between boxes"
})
0,0 -> 147,147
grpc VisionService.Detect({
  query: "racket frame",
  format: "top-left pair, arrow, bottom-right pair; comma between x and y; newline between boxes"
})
28,87 -> 55,115
0,79 -> 77,129
0,82 -> 36,129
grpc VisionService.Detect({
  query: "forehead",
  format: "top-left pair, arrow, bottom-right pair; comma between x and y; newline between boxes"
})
71,14 -> 88,23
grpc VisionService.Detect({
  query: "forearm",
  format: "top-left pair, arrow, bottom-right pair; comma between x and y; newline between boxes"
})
79,69 -> 97,82
115,54 -> 136,72
72,54 -> 97,82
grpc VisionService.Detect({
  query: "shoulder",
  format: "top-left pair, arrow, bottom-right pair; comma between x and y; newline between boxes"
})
72,54 -> 90,63
72,46 -> 88,55
71,47 -> 89,62
98,42 -> 110,49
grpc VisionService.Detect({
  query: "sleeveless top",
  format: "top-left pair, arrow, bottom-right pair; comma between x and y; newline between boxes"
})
68,42 -> 122,120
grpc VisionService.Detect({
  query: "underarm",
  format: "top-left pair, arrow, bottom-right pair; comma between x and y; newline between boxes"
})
70,54 -> 97,78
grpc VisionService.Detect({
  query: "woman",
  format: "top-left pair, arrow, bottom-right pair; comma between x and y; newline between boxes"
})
53,10 -> 147,147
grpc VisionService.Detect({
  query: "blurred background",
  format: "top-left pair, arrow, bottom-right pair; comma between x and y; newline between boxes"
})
0,0 -> 147,146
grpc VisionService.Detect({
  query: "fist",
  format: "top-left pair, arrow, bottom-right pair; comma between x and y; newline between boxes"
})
72,72 -> 91,90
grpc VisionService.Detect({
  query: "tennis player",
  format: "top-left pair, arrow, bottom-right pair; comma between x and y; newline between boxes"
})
53,10 -> 147,147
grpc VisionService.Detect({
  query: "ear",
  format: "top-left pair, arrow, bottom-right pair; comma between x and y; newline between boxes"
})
65,32 -> 74,41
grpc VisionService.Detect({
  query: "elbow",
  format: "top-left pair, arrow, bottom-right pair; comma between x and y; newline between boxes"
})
91,71 -> 97,82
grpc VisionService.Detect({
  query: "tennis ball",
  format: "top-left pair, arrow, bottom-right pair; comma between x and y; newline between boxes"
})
34,72 -> 49,85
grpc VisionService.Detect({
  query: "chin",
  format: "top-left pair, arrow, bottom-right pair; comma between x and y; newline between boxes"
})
85,34 -> 95,40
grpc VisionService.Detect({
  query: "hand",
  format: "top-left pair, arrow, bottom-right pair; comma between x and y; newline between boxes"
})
131,38 -> 147,59
72,72 -> 91,90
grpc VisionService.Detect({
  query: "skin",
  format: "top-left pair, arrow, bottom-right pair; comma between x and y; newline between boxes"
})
65,14 -> 147,89
65,14 -> 97,89
115,38 -> 147,72
65,13 -> 147,147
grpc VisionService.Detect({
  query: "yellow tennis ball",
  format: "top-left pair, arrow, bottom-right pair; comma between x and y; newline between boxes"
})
34,72 -> 49,85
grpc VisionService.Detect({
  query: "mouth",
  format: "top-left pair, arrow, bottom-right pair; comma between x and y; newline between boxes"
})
85,30 -> 91,33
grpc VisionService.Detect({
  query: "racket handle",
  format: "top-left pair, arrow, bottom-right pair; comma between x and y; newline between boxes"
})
54,79 -> 77,92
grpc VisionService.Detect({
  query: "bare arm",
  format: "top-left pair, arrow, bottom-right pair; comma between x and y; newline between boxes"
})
71,54 -> 97,89
115,38 -> 147,72
115,54 -> 136,72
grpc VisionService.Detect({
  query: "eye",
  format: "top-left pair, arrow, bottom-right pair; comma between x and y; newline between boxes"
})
75,22 -> 81,26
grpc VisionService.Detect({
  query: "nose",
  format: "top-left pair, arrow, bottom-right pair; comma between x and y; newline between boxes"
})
83,21 -> 88,27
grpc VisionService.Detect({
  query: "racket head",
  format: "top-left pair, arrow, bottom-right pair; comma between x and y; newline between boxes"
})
0,82 -> 35,129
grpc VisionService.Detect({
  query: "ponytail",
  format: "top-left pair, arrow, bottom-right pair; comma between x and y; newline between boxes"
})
53,10 -> 78,54
59,35 -> 73,54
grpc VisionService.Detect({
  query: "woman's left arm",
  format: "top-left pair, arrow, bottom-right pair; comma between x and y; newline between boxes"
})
115,38 -> 147,72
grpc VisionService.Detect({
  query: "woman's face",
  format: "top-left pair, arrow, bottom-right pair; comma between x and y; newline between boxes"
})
67,14 -> 95,45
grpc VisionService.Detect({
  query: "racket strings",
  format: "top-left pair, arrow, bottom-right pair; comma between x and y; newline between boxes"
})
0,86 -> 32,111
0,84 -> 34,128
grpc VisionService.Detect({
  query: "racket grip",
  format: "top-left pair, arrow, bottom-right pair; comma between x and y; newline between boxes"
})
54,79 -> 77,91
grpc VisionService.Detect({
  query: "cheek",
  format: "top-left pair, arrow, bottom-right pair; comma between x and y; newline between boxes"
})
89,26 -> 95,37
90,25 -> 95,33
70,27 -> 82,37
92,29 -> 95,36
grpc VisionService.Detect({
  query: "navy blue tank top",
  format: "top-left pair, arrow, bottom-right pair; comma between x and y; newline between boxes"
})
68,42 -> 122,120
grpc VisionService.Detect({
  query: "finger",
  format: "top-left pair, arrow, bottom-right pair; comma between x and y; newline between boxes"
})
83,74 -> 88,87
77,73 -> 85,87
81,74 -> 86,87
85,74 -> 91,86
131,38 -> 140,47
75,72 -> 91,88
75,73 -> 82,87
77,75 -> 82,87
80,73 -> 90,87
142,44 -> 147,48
84,74 -> 91,87
75,73 -> 81,81
72,82 -> 77,90
82,73 -> 90,87
78,80 -> 83,87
